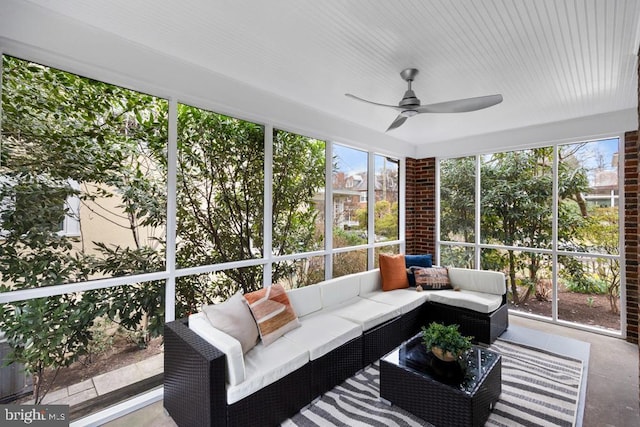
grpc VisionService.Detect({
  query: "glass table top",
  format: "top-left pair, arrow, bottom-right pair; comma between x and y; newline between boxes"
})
381,333 -> 500,395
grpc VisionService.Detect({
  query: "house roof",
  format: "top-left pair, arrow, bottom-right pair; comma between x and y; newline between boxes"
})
1,0 -> 639,158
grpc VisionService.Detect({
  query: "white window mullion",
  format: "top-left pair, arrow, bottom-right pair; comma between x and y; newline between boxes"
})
475,155 -> 481,270
367,152 -> 375,269
325,140 -> 333,280
263,125 -> 274,288
165,98 -> 178,322
551,145 -> 559,322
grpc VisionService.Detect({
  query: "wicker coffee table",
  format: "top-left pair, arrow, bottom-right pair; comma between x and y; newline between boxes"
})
380,333 -> 501,427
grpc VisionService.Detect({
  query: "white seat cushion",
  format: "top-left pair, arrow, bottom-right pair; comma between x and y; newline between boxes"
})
361,288 -> 428,314
324,297 -> 401,331
189,312 -> 245,386
283,312 -> 361,360
428,289 -> 503,314
448,268 -> 506,295
226,337 -> 309,404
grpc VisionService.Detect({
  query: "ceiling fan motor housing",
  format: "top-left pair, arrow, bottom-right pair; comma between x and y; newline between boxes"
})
399,68 -> 421,110
399,89 -> 420,108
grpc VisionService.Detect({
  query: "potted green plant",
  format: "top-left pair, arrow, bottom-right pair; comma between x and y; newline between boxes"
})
421,322 -> 473,362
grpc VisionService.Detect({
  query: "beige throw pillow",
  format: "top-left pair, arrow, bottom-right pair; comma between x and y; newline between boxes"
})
202,291 -> 260,354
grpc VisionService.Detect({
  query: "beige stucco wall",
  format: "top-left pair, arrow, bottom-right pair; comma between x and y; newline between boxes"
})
71,183 -> 163,257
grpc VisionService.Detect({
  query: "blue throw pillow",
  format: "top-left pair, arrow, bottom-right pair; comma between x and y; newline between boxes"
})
404,254 -> 433,286
404,254 -> 433,269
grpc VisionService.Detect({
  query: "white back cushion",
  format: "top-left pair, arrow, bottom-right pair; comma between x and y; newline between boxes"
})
189,312 -> 245,386
319,274 -> 361,308
286,285 -> 322,317
448,268 -> 506,295
357,269 -> 382,294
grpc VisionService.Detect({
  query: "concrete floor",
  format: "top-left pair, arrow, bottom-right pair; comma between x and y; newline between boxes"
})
510,316 -> 639,427
102,315 -> 639,427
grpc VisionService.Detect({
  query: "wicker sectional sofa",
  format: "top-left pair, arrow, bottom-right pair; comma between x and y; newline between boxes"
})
164,267 -> 508,427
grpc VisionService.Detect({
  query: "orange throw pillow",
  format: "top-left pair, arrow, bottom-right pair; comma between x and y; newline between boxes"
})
379,254 -> 409,291
244,284 -> 300,346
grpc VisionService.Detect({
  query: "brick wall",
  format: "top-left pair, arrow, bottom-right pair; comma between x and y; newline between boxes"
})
625,130 -> 640,344
405,157 -> 436,256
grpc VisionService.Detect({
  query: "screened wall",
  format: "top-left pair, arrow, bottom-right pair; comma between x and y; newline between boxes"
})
438,138 -> 623,333
0,54 -> 402,420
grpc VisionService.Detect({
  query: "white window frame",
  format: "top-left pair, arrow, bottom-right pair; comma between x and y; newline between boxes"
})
60,179 -> 81,237
436,136 -> 625,339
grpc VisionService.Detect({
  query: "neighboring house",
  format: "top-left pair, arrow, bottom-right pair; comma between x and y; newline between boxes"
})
586,152 -> 619,208
0,177 -> 80,238
329,170 -> 399,230
72,183 -> 162,257
332,172 -> 363,229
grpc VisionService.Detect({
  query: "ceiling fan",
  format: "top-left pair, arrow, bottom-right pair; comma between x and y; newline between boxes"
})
345,68 -> 503,132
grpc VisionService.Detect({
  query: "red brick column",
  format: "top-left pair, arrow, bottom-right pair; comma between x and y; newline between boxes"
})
405,158 -> 417,254
625,130 -> 640,344
405,157 -> 436,256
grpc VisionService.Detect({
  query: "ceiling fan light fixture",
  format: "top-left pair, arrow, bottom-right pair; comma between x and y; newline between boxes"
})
345,67 -> 502,132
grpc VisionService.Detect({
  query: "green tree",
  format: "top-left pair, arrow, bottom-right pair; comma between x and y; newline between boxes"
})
174,106 -> 265,311
0,55 -> 167,400
173,109 -> 325,314
481,149 -> 554,304
570,207 -> 620,313
479,148 -> 589,304
355,200 -> 399,240
0,54 -> 326,400
272,130 -> 325,279
375,201 -> 399,239
440,157 -> 475,242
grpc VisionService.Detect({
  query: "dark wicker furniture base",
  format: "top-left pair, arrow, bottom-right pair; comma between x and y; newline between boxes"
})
310,335 -> 363,398
425,296 -> 509,344
164,319 -> 226,427
227,363 -> 311,427
380,334 -> 502,427
400,305 -> 426,341
362,315 -> 404,366
165,319 -> 312,427
164,292 -> 507,426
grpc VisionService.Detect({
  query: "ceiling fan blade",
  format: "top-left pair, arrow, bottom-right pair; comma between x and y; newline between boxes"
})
345,93 -> 403,111
415,94 -> 503,114
386,115 -> 408,132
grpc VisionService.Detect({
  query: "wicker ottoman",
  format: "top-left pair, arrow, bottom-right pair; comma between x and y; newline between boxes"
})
380,334 -> 501,427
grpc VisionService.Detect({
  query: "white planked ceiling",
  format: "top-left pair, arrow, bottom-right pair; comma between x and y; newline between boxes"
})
13,0 -> 640,150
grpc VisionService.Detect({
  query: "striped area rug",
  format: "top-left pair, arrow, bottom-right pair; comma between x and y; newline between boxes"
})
283,339 -> 583,427
486,340 -> 583,427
